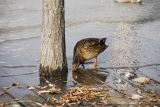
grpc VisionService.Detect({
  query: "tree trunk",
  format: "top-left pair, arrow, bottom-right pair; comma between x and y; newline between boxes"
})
40,0 -> 68,77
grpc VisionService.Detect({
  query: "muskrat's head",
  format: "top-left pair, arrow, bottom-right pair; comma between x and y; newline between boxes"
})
72,56 -> 80,71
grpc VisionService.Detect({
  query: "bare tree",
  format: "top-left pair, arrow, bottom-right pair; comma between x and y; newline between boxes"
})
40,0 -> 68,77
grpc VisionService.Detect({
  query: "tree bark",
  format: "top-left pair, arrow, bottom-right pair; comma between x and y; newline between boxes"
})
40,0 -> 68,77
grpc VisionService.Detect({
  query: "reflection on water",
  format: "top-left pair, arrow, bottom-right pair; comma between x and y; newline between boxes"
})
72,69 -> 108,85
39,75 -> 68,91
113,68 -> 137,88
114,68 -> 137,80
23,94 -> 43,107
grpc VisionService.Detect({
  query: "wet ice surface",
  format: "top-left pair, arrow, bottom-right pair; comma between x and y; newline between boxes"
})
0,0 -> 160,104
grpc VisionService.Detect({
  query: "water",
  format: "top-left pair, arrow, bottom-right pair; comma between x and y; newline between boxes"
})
0,0 -> 160,104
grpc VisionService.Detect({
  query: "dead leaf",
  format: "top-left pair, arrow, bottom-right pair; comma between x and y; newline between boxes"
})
37,90 -> 50,95
134,77 -> 150,84
48,87 -> 61,94
13,99 -> 19,101
27,86 -> 34,89
0,102 -> 5,106
27,85 -> 41,90
131,94 -> 143,100
37,87 -> 61,95
156,96 -> 160,99
12,83 -> 21,87
35,85 -> 41,89
45,80 -> 50,83
49,84 -> 53,87
28,86 -> 36,90
36,102 -> 43,106
149,99 -> 158,102
41,86 -> 47,89
101,96 -> 108,104
55,86 -> 106,106
42,103 -> 48,107
136,89 -> 141,94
